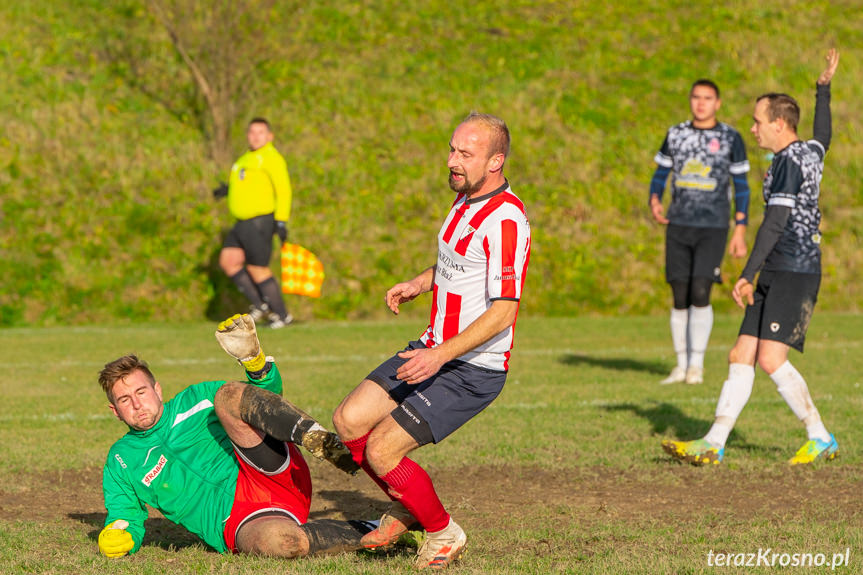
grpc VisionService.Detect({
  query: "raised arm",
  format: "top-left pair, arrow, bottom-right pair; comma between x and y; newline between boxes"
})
813,48 -> 839,150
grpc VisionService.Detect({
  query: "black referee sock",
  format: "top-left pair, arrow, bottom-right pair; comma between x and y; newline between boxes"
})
301,519 -> 375,556
256,277 -> 289,319
230,270 -> 265,308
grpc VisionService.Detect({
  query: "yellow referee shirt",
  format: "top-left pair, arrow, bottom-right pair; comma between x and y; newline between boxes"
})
227,142 -> 292,222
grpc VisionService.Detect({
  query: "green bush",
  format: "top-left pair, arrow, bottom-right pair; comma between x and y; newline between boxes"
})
1,0 -> 860,325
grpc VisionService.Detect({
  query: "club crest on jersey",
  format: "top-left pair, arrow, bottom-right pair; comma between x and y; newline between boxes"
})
770,322 -> 781,333
708,138 -> 720,154
239,168 -> 246,180
141,455 -> 167,487
459,225 -> 476,240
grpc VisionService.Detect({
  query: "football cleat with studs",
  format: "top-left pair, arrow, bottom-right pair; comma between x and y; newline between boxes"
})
662,438 -> 724,466
788,434 -> 839,465
415,518 -> 466,570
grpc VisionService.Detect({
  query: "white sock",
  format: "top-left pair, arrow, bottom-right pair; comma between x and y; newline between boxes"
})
687,305 -> 713,369
670,308 -> 688,369
770,361 -> 831,443
703,363 -> 755,448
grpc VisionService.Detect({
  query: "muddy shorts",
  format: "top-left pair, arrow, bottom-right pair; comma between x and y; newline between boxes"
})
366,341 -> 507,446
665,224 -> 728,284
738,270 -> 821,352
223,441 -> 312,553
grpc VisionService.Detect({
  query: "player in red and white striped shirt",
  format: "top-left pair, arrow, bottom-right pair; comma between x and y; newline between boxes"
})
333,113 -> 530,570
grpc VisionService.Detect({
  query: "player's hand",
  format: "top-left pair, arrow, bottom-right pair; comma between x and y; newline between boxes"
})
732,278 -> 755,309
817,48 -> 839,85
98,520 -> 134,558
728,228 -> 747,258
385,280 -> 423,315
215,314 -> 266,372
396,347 -> 446,385
275,221 -> 288,244
650,197 -> 669,224
212,182 -> 229,199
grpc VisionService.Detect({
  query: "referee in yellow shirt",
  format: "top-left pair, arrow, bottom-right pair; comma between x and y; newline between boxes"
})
218,118 -> 293,328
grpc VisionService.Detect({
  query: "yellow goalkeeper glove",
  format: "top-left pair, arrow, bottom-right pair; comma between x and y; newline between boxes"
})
98,520 -> 134,558
215,314 -> 266,372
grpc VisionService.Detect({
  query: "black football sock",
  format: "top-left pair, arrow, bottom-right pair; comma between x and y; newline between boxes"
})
256,277 -> 289,319
230,270 -> 265,308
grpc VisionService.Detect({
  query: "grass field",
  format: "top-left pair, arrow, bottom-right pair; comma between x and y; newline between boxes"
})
0,312 -> 860,573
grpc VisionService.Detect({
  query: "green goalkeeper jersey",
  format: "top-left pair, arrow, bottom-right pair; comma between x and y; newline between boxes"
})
102,363 -> 282,553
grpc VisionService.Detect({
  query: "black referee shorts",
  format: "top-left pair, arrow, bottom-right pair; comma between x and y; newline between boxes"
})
665,224 -> 727,284
738,270 -> 820,352
366,341 -> 507,446
223,213 -> 276,267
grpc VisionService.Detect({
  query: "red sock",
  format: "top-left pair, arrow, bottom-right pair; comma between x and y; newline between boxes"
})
343,432 -> 394,499
382,458 -> 449,532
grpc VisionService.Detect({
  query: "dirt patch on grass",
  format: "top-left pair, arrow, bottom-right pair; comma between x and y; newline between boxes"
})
1,460 -> 859,543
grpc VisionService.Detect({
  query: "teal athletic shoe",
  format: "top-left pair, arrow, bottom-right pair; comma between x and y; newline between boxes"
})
788,434 -> 839,465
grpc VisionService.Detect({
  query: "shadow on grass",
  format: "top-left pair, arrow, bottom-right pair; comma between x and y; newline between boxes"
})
558,354 -> 669,375
602,401 -> 745,446
69,512 -> 206,551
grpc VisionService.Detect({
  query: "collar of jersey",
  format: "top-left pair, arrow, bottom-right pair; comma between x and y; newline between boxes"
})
465,179 -> 509,205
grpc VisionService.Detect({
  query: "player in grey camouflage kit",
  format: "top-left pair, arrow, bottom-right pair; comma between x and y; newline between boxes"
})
662,49 -> 840,466
650,80 -> 751,385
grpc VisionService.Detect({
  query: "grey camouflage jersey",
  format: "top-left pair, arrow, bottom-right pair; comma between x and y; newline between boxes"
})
655,121 -> 749,228
762,140 -> 825,274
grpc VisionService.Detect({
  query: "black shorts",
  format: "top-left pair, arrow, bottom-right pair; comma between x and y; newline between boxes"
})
223,213 -> 276,267
738,270 -> 820,352
665,224 -> 728,284
367,341 -> 507,446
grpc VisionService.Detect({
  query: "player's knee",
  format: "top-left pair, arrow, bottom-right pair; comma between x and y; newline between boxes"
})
670,281 -> 690,309
756,351 -> 784,375
689,278 -> 713,307
214,381 -> 245,419
332,398 -> 365,439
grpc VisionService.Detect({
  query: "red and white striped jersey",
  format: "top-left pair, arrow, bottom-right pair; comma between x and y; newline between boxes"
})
419,182 -> 530,371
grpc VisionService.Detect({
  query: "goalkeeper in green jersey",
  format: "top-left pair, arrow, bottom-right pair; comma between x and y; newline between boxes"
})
97,314 -> 368,559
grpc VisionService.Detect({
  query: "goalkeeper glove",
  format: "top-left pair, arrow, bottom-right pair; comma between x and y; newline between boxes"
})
98,520 -> 134,558
212,182 -> 229,199
275,221 -> 288,244
215,314 -> 266,372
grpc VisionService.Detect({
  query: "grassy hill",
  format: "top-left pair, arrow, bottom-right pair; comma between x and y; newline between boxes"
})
0,0 -> 860,325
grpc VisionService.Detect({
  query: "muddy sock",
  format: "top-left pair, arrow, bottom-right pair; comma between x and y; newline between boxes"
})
239,386 -> 358,473
301,519 -> 377,556
231,270 -> 265,308
256,277 -> 288,319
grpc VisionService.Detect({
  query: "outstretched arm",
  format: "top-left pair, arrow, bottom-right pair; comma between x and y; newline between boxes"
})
813,48 -> 839,150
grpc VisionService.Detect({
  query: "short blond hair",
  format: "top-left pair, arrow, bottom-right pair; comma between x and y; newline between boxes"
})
462,112 -> 510,159
98,355 -> 155,402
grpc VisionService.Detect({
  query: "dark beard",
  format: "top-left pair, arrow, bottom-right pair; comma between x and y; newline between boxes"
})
449,172 -> 487,196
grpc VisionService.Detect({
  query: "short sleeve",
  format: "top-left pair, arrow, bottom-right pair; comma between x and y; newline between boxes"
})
766,155 -> 803,208
484,216 -> 530,301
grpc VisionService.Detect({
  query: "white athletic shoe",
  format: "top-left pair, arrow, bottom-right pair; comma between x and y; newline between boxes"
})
685,367 -> 704,385
268,312 -> 294,329
660,366 -> 687,385
415,518 -> 466,570
248,304 -> 270,322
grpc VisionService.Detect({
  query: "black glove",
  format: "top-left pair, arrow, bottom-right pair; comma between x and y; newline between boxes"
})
275,221 -> 288,244
212,182 -> 229,199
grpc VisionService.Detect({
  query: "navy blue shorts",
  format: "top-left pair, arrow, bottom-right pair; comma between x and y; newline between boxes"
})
366,341 -> 507,446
